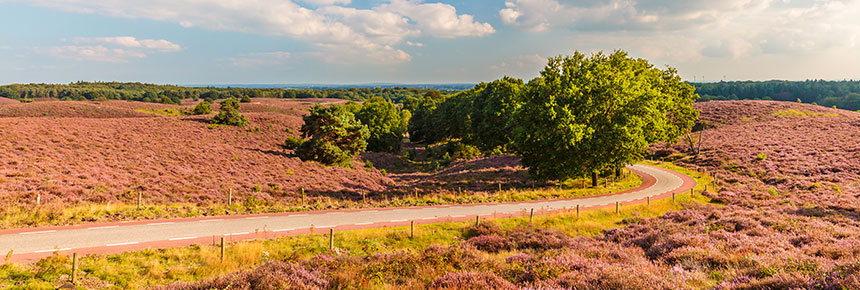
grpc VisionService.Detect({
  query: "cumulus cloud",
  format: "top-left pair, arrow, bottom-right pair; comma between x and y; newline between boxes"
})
42,37 -> 181,62
22,0 -> 495,64
500,0 -> 860,60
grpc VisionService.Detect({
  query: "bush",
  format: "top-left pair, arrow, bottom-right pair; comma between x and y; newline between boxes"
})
464,220 -> 504,238
293,105 -> 369,166
430,271 -> 516,290
507,227 -> 572,250
355,98 -> 404,153
467,235 -> 511,252
211,97 -> 248,126
240,95 -> 252,103
192,101 -> 212,115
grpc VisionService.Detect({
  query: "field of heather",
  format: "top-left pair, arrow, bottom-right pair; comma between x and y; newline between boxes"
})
0,98 -> 572,228
162,100 -> 860,289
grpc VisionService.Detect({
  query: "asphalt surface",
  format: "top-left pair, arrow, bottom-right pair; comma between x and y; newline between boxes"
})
0,164 -> 694,262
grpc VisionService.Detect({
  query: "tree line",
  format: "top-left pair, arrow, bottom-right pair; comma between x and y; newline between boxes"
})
693,80 -> 860,110
292,50 -> 699,183
0,82 -> 457,105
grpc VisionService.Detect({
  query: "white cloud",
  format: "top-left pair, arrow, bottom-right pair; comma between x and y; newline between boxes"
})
22,0 -> 495,64
406,41 -> 423,47
43,45 -> 146,63
39,37 -> 181,62
501,0 -> 860,61
76,37 -> 182,52
300,0 -> 350,6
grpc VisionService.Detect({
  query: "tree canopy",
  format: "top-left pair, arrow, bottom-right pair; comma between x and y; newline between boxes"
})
513,50 -> 699,181
355,98 -> 404,153
287,105 -> 369,166
211,97 -> 248,126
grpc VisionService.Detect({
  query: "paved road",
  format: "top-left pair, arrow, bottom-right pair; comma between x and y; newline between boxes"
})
0,164 -> 694,262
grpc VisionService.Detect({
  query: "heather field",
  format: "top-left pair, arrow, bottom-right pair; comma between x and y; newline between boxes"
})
149,100 -> 860,289
0,99 -> 631,228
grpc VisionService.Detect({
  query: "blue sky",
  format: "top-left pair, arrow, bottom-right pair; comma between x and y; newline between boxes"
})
1,0 -> 858,85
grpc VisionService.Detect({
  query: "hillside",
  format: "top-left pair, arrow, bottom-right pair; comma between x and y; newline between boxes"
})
165,100 -> 860,289
0,99 -> 393,212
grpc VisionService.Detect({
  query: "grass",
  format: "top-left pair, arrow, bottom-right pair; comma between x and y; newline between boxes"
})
134,108 -> 188,117
0,161 -> 715,289
771,109 -> 839,118
0,175 -> 642,230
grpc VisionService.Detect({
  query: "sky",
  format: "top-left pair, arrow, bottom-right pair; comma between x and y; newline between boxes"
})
1,0 -> 858,85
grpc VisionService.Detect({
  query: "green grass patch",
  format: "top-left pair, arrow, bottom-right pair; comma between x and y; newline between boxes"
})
135,108 -> 188,117
771,109 -> 838,118
0,161 -> 715,289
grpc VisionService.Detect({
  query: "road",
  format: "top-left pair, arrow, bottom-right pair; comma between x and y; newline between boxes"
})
0,164 -> 695,262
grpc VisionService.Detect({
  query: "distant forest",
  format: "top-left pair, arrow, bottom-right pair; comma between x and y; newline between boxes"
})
693,80 -> 860,110
0,82 -> 461,105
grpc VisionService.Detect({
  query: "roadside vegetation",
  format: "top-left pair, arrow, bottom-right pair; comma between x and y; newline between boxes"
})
0,162 -> 713,290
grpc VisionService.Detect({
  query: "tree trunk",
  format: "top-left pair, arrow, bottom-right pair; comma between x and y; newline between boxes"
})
615,167 -> 622,179
591,172 -> 598,187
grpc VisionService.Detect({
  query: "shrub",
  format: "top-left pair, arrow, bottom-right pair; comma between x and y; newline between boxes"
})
292,105 -> 369,166
507,226 -> 572,250
211,97 -> 248,127
192,101 -> 212,115
467,235 -> 511,252
756,153 -> 767,161
158,261 -> 328,290
464,220 -> 504,238
240,94 -> 252,103
430,271 -> 516,290
355,98 -> 404,153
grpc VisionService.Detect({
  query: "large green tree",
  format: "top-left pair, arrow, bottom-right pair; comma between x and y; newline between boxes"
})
355,98 -> 403,153
514,50 -> 699,182
469,77 -> 525,151
287,105 -> 369,166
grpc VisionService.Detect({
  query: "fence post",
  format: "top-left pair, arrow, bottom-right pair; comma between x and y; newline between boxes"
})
228,189 -> 233,206
300,187 -> 305,206
362,190 -> 366,202
576,204 -> 580,218
475,215 -> 480,226
615,201 -> 619,214
36,194 -> 41,207
529,208 -> 534,224
329,229 -> 334,250
691,188 -> 694,198
220,237 -> 225,262
410,221 -> 415,239
458,187 -> 461,195
71,253 -> 78,285
672,192 -> 675,201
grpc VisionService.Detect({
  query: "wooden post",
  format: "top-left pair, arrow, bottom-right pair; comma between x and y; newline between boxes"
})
137,191 -> 142,209
591,172 -> 598,187
615,201 -> 619,214
475,215 -> 480,226
71,253 -> 78,285
228,189 -> 233,206
329,229 -> 334,250
220,237 -> 225,262
529,208 -> 534,223
300,187 -> 304,206
576,204 -> 580,218
705,185 -> 708,192
691,188 -> 694,197
498,183 -> 502,194
36,194 -> 41,206
647,196 -> 650,206
362,190 -> 366,202
458,187 -> 461,195
410,221 -> 414,239
672,192 -> 675,201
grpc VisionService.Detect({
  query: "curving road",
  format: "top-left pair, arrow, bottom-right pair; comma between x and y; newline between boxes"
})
0,164 -> 695,262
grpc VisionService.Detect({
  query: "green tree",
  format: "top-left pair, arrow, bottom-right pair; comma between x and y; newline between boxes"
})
211,97 -> 248,126
192,101 -> 212,115
514,50 -> 699,182
287,105 -> 369,166
355,98 -> 403,153
470,77 -> 525,151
